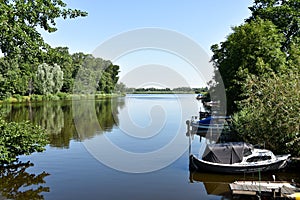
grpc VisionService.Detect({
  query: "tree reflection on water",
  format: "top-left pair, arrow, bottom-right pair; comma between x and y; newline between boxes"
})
0,162 -> 50,200
3,97 -> 125,148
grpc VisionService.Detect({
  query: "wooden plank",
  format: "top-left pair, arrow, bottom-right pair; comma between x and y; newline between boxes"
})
281,186 -> 295,194
232,190 -> 256,195
251,185 -> 260,191
229,184 -> 241,190
230,181 -> 298,198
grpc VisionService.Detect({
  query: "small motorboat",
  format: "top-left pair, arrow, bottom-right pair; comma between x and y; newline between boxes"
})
190,115 -> 231,133
196,94 -> 204,100
189,142 -> 290,174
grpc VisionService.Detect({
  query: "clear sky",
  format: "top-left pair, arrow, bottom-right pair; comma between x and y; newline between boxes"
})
39,0 -> 254,88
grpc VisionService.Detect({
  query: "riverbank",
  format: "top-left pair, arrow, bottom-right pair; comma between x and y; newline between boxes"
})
0,93 -> 126,104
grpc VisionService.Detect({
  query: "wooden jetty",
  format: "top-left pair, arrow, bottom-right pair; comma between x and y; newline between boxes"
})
230,181 -> 300,199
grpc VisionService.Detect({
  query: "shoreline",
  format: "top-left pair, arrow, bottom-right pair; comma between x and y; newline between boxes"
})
0,93 -> 126,104
0,92 -> 201,104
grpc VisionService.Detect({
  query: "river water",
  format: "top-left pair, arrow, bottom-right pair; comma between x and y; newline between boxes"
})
0,94 -> 299,200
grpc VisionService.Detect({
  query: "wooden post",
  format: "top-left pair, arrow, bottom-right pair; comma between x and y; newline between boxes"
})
272,188 -> 275,199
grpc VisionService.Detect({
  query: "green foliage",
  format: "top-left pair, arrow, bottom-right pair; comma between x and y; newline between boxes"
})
98,64 -> 120,94
30,94 -> 43,102
248,0 -> 300,51
0,1 -> 120,99
211,18 -> 286,113
0,58 -> 30,100
211,0 -> 300,114
52,64 -> 64,93
74,55 -> 120,94
115,82 -> 126,93
56,92 -> 69,100
0,119 -> 48,165
35,63 -> 64,95
233,66 -> 300,156
211,1 -> 300,155
0,0 -> 87,61
46,47 -> 74,93
0,50 -> 120,98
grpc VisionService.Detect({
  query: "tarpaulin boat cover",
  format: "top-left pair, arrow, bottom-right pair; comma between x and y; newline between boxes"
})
202,142 -> 253,164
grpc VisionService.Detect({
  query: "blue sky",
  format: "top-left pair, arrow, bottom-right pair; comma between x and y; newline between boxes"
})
41,0 -> 253,54
40,0 -> 254,88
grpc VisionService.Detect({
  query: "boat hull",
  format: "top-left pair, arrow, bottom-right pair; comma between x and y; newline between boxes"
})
190,122 -> 226,135
189,155 -> 290,174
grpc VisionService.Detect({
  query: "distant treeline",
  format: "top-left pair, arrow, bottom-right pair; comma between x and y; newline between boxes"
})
123,86 -> 208,94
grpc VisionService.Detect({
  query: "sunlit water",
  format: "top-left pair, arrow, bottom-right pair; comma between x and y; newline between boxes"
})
0,94 -> 299,200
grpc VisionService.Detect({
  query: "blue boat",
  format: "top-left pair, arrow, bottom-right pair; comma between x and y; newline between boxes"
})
190,115 -> 231,133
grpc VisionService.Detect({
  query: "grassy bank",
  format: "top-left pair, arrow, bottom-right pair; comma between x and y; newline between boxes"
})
0,93 -> 125,104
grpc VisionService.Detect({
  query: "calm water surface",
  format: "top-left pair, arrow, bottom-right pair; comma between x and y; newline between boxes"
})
0,94 -> 299,200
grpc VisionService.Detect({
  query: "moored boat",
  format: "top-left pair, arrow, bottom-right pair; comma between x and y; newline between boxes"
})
190,115 -> 231,133
196,94 -> 204,100
189,142 -> 290,174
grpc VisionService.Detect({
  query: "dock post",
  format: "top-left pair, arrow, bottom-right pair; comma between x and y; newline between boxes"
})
186,120 -> 192,156
272,188 -> 275,199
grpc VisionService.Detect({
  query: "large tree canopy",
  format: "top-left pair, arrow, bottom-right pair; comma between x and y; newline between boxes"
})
211,0 -> 300,114
0,0 -> 87,61
248,0 -> 300,51
211,18 -> 286,113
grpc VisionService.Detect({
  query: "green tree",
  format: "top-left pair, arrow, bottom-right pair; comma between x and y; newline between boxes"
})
115,82 -> 126,93
0,58 -> 30,99
233,65 -> 300,156
98,63 -> 119,93
248,0 -> 300,51
52,64 -> 64,94
73,55 -> 100,94
46,47 -> 74,93
35,63 -> 63,95
0,0 -> 87,61
73,54 -> 120,94
71,52 -> 88,78
211,18 -> 286,113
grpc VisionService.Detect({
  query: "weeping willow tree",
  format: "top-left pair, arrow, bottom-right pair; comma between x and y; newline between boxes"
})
35,63 -> 63,95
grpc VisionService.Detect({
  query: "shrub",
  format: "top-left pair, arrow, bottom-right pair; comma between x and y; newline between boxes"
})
233,67 -> 300,156
0,119 -> 48,165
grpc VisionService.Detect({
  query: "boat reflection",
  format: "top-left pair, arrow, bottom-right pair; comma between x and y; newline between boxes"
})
0,162 -> 50,200
189,171 -> 231,198
189,169 -> 300,199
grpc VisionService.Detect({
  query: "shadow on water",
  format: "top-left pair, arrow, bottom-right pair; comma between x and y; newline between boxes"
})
0,162 -> 50,200
0,97 -> 125,148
